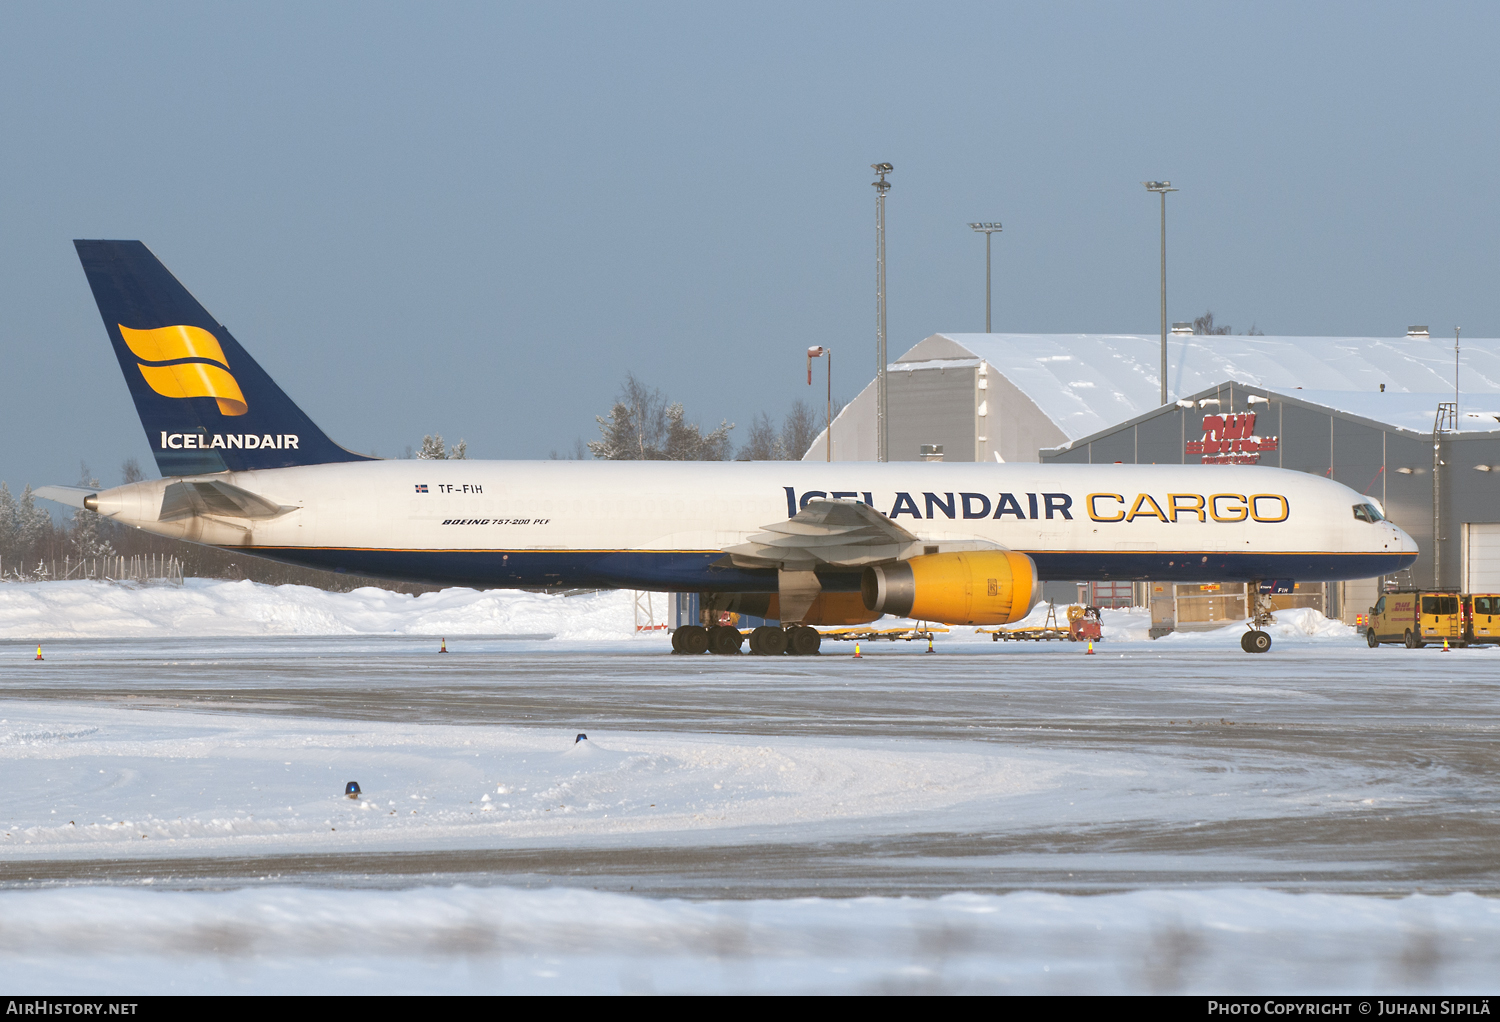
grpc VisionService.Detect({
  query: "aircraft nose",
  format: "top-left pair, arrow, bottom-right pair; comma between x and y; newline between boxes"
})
1394,524 -> 1418,552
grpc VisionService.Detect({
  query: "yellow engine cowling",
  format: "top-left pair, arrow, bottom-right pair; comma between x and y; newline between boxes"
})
861,550 -> 1039,625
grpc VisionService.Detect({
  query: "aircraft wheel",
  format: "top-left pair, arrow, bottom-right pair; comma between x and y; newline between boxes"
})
1367,629 -> 1379,648
788,626 -> 822,656
1404,629 -> 1422,649
670,628 -> 684,653
709,625 -> 743,655
1241,630 -> 1271,653
758,626 -> 789,656
749,626 -> 781,655
676,625 -> 709,655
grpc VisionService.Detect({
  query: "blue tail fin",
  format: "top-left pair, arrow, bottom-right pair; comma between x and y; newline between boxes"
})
74,240 -> 373,476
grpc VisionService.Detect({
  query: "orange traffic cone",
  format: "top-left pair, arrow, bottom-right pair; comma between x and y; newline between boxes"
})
852,643 -> 862,659
34,645 -> 43,661
1442,637 -> 1450,652
439,638 -> 448,653
926,635 -> 934,653
1085,640 -> 1095,655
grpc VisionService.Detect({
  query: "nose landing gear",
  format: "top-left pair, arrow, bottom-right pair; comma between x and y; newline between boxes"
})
1242,580 -> 1274,653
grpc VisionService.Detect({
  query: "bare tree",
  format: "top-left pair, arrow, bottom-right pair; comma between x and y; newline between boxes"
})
780,399 -> 819,460
1193,310 -> 1232,336
737,412 -> 781,461
121,458 -> 144,484
737,398 -> 830,460
588,373 -> 733,460
548,438 -> 590,460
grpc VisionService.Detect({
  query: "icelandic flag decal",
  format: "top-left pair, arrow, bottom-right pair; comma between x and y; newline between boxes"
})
415,484 -> 428,493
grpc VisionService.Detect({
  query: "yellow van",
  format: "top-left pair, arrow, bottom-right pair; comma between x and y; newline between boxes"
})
1367,590 -> 1463,648
1467,594 -> 1500,644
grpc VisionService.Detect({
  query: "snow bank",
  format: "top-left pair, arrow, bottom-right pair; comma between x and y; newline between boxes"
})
0,577 -> 1360,645
0,578 -> 646,640
1,884 -> 1496,994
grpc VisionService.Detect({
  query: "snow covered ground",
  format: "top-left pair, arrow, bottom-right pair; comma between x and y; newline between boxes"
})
1,884 -> 1496,994
0,577 -> 1364,651
1,577 -> 1496,993
0,701 -> 1063,859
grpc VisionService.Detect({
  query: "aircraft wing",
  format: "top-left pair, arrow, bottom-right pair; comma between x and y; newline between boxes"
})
723,498 -> 923,570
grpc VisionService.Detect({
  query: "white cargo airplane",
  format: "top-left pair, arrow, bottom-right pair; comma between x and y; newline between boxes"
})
38,241 -> 1417,655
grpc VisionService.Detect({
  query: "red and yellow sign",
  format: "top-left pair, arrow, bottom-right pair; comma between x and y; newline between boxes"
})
1186,413 -> 1278,464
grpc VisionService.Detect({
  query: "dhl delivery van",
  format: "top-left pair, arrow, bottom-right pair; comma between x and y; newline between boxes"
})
1466,594 -> 1500,645
1366,590 -> 1463,648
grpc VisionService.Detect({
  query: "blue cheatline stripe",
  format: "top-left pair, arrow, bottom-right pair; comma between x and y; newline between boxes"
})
240,547 -> 1417,591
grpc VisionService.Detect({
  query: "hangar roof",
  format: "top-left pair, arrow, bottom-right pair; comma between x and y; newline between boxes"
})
907,332 -> 1500,440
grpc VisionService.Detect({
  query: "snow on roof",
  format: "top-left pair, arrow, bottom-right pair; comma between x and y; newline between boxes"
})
905,332 -> 1500,440
1276,390 -> 1500,434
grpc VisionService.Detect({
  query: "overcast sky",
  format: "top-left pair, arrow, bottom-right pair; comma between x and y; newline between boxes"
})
3,2 -> 1498,488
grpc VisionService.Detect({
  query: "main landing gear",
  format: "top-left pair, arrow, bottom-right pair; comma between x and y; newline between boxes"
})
672,625 -> 821,655
1241,580 -> 1274,654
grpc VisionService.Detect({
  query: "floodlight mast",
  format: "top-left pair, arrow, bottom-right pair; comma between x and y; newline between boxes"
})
1144,181 -> 1178,406
969,222 -> 1002,333
873,163 -> 893,462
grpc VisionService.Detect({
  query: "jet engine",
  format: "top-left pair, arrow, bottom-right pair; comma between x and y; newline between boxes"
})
861,550 -> 1038,625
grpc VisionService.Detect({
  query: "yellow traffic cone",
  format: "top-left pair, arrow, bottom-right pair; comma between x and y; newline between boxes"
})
34,645 -> 43,661
926,635 -> 934,653
1086,640 -> 1095,655
852,643 -> 862,659
1442,637 -> 1450,652
439,638 -> 448,653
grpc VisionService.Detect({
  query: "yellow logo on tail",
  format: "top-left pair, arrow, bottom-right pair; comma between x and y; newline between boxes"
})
118,324 -> 248,416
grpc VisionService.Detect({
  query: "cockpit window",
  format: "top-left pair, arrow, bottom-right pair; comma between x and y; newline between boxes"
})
1352,503 -> 1384,523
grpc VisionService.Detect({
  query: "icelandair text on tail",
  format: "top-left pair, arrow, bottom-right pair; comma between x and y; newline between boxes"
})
159,432 -> 298,450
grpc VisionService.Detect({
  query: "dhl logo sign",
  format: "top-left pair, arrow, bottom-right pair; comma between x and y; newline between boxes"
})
1185,413 -> 1278,464
119,324 -> 247,416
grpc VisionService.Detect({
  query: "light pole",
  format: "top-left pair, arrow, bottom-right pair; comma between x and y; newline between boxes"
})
1455,326 -> 1462,412
1144,181 -> 1177,406
968,222 -> 1002,333
808,346 -> 832,462
872,163 -> 893,462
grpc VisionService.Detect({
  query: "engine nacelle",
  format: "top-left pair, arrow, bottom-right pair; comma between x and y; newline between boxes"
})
861,550 -> 1039,625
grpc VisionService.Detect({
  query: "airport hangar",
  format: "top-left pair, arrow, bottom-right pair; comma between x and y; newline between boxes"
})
805,326 -> 1500,630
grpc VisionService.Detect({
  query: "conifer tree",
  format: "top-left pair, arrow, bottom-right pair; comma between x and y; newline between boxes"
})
0,483 -> 17,561
71,464 -> 114,559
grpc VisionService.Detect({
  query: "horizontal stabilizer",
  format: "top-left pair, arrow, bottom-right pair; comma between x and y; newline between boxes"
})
159,480 -> 298,522
34,486 -> 97,509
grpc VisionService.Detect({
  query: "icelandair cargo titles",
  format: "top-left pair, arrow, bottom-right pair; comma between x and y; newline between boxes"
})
38,241 -> 1418,655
